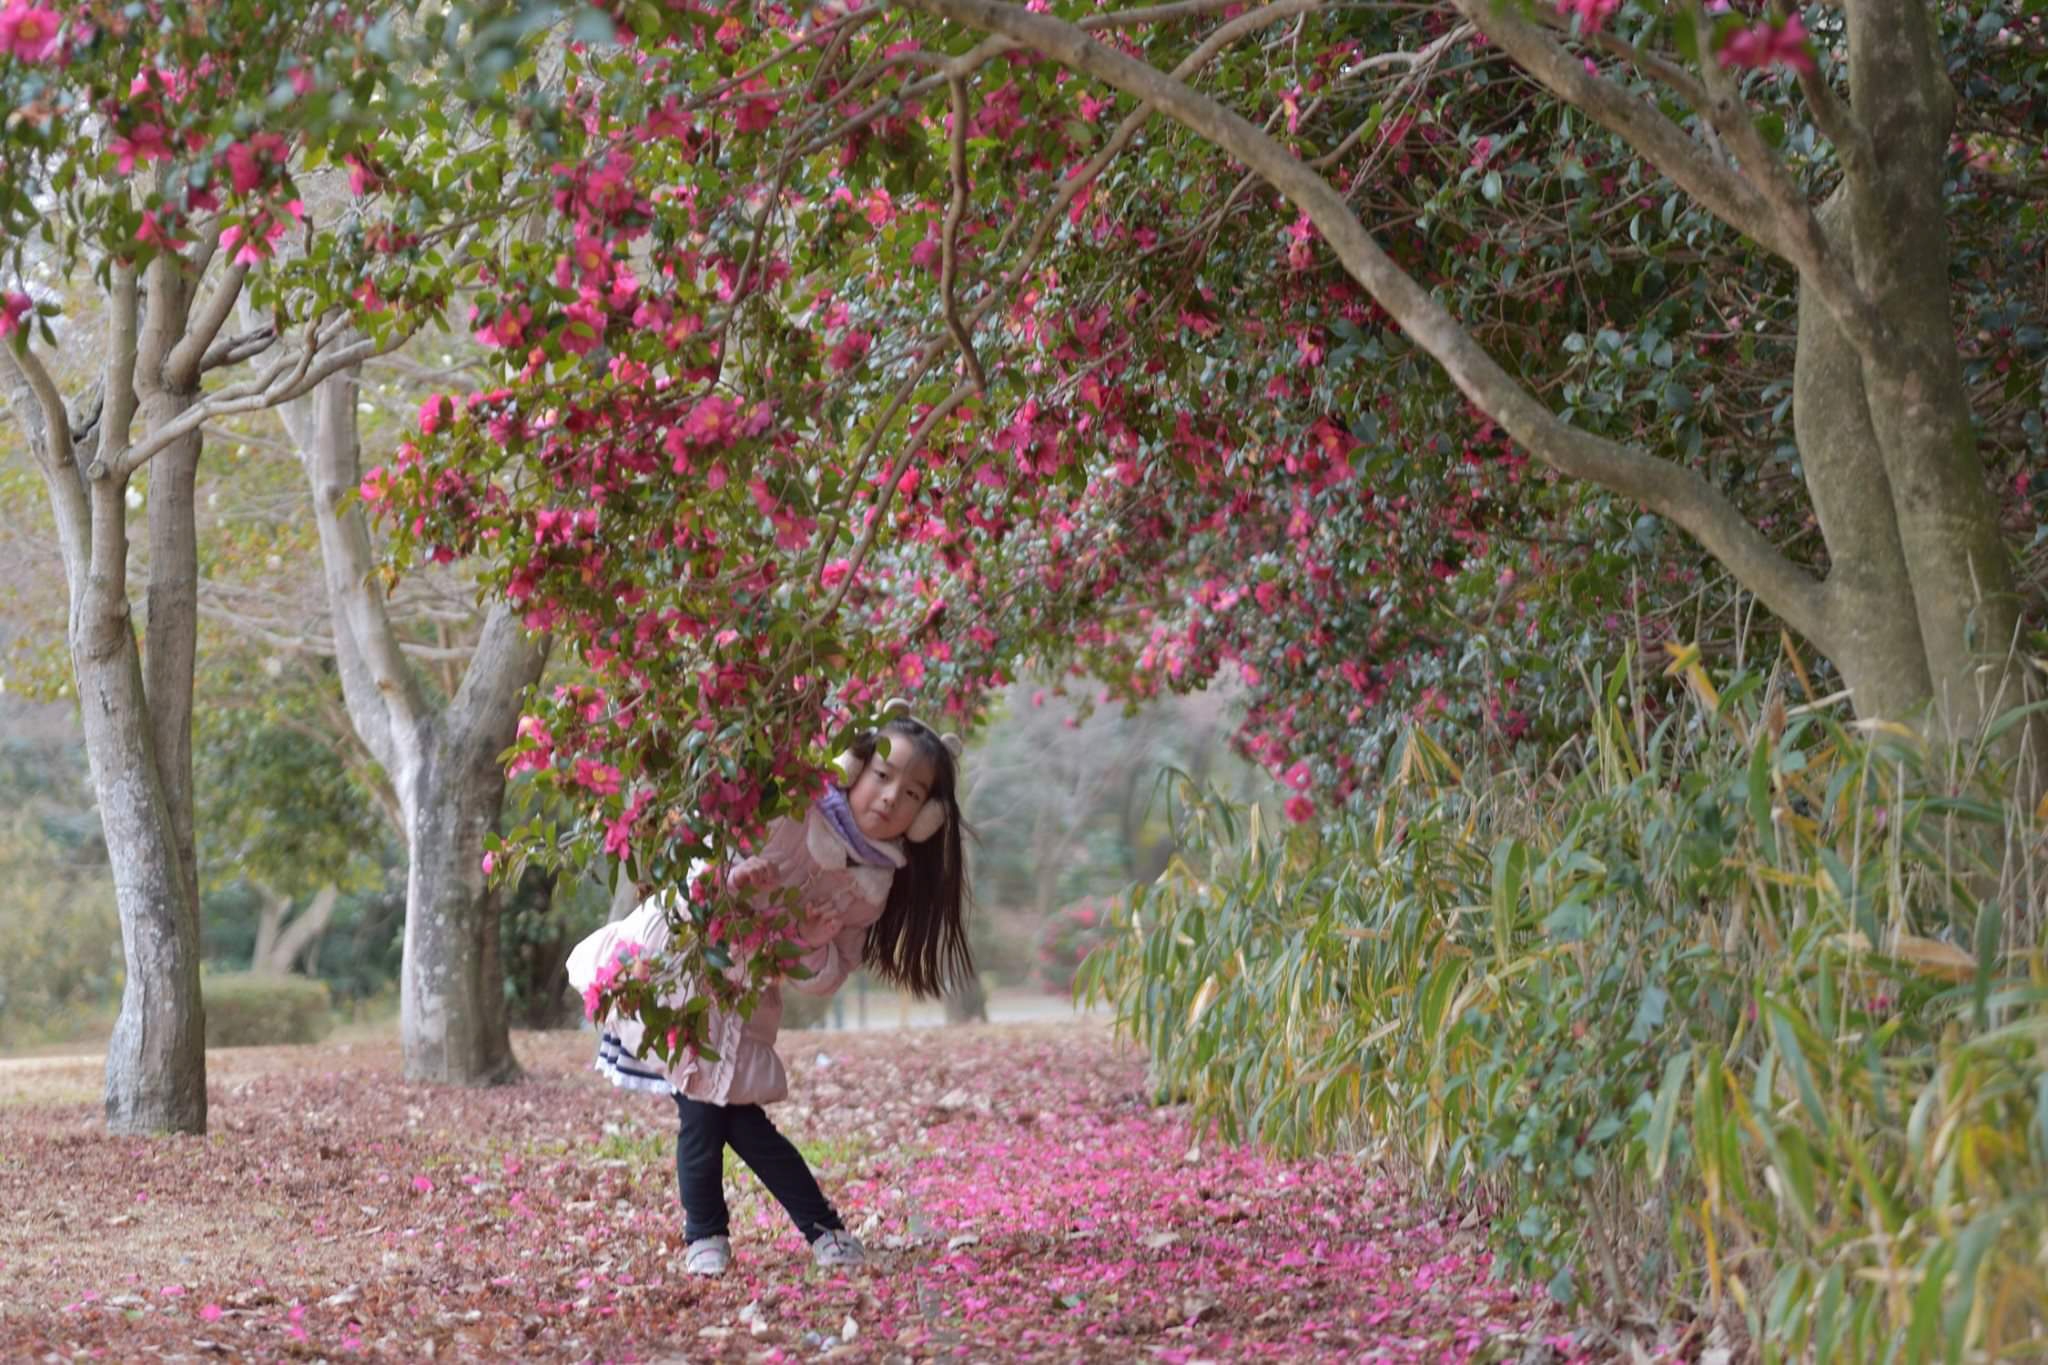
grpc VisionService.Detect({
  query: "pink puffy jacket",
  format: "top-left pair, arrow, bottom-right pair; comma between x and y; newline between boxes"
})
565,804 -> 902,1106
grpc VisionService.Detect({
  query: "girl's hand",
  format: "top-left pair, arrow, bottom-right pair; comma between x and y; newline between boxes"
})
727,856 -> 777,894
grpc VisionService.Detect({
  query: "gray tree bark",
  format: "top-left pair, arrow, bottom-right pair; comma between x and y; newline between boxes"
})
5,212 -> 415,1135
287,369 -> 549,1087
2,259 -> 211,1134
252,882 -> 340,975
1791,192 -> 1934,719
943,972 -> 988,1023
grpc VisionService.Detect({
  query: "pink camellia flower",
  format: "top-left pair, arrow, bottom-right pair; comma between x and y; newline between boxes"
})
135,209 -> 188,251
1283,760 -> 1313,792
222,132 -> 290,194
0,291 -> 34,339
342,153 -> 380,196
0,3 -> 64,63
110,124 -> 172,174
419,394 -> 450,434
557,296 -> 605,355
219,210 -> 294,267
1283,794 -> 1315,823
826,329 -> 871,373
678,394 -> 737,447
1718,16 -> 1817,76
1554,0 -> 1620,30
572,758 -> 623,797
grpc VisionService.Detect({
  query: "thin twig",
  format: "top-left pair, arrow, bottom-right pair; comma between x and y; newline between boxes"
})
941,76 -> 986,393
811,381 -> 979,624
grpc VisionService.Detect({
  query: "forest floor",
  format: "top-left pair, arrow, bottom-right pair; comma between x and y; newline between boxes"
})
1,1022 -> 1601,1362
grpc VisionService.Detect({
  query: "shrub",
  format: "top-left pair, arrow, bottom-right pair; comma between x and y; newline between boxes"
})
1033,896 -> 1116,995
1080,652 -> 2047,1361
203,971 -> 333,1047
0,812 -> 122,1050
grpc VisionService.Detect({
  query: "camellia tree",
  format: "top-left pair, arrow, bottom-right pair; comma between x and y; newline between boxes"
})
0,0 -> 600,1129
369,0 -> 2043,1048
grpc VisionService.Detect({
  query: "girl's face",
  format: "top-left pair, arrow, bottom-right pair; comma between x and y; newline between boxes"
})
848,731 -> 938,842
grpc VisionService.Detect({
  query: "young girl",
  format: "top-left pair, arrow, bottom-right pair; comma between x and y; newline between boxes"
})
566,715 -> 971,1277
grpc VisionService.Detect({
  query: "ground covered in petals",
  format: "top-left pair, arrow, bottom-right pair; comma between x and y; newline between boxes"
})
1,1023 -> 1591,1362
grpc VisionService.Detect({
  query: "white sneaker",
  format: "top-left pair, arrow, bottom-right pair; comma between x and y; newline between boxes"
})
810,1229 -> 865,1269
685,1235 -> 731,1277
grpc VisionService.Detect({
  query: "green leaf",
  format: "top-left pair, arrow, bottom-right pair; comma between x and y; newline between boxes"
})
1766,1003 -> 1831,1140
1747,734 -> 1777,862
1642,1049 -> 1690,1179
1489,837 -> 1526,962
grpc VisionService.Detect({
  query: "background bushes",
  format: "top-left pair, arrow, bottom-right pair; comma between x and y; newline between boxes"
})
1082,653 -> 2047,1361
201,972 -> 334,1048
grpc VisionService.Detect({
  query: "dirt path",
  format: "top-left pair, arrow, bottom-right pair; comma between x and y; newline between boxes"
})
1,1023 -> 1589,1362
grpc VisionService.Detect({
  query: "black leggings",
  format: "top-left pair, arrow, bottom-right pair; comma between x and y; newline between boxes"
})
672,1094 -> 845,1244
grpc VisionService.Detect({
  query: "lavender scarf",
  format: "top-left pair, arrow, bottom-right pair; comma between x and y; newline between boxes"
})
817,786 -> 899,868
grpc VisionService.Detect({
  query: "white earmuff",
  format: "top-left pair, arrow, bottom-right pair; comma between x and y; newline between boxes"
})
906,797 -> 947,844
906,732 -> 964,844
834,750 -> 865,785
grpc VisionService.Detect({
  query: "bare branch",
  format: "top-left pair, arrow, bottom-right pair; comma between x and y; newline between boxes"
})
183,217 -> 224,286
115,323 -> 404,480
1794,57 -> 1875,188
445,600 -> 549,768
196,598 -> 485,663
284,367 -> 428,788
0,344 -> 92,588
200,325 -> 278,373
164,262 -> 251,390
941,76 -> 987,393
101,260 -> 141,454
135,241 -> 190,388
813,380 -> 980,623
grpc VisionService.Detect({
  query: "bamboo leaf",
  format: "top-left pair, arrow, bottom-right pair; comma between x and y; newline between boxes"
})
1644,1048 -> 1690,1179
1889,933 -> 1976,983
1767,1003 -> 1832,1140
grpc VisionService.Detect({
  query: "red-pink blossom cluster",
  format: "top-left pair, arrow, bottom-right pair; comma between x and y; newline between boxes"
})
0,2 -> 64,63
1717,16 -> 1818,77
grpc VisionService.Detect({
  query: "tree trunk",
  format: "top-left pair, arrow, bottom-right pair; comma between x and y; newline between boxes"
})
608,874 -> 642,924
1841,1 -> 2036,745
252,883 -> 287,971
1793,191 -> 1934,719
253,882 -> 339,975
289,370 -> 549,1085
77,623 -> 208,1135
401,731 -> 521,1084
943,973 -> 988,1024
3,269 -> 210,1136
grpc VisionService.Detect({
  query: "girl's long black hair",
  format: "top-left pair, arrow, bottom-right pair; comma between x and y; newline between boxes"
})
850,719 -> 973,1000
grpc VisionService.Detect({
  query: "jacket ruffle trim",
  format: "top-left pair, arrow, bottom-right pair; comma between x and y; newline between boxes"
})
595,1030 -> 677,1096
